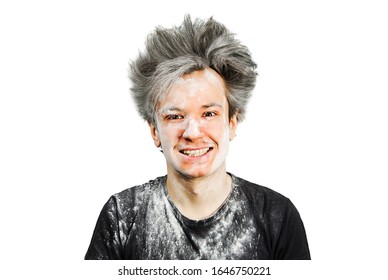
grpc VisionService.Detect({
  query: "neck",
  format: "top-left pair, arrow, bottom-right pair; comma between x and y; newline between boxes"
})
166,166 -> 232,220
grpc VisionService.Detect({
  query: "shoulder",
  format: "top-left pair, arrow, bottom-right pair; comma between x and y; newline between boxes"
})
109,175 -> 166,213
230,174 -> 302,228
94,176 -> 166,224
232,174 -> 292,208
113,176 -> 165,201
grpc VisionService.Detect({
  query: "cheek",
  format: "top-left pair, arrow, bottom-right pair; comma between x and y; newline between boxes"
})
204,118 -> 230,137
158,125 -> 181,148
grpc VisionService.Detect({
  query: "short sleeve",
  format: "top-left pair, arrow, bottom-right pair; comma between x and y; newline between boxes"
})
274,200 -> 311,260
85,196 -> 123,260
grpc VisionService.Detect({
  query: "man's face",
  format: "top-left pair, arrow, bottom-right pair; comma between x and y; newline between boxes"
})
150,68 -> 237,179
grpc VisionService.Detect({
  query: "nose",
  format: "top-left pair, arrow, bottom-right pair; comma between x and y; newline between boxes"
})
182,118 -> 203,141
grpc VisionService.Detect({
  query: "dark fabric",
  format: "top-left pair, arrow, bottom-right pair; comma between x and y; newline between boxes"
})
85,174 -> 310,260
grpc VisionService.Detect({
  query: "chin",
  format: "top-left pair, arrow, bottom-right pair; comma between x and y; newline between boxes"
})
167,153 -> 224,179
175,166 -> 218,180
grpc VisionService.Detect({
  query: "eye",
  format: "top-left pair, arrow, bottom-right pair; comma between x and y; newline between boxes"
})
203,111 -> 217,117
166,114 -> 184,120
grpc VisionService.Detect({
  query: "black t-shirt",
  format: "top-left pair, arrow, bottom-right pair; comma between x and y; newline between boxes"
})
85,174 -> 310,260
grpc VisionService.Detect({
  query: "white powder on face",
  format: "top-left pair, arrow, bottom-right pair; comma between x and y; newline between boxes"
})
154,68 -> 232,179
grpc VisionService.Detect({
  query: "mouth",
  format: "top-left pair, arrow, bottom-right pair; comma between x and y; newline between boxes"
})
179,147 -> 213,157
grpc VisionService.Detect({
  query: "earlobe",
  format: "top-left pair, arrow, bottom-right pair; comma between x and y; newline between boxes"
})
149,123 -> 161,148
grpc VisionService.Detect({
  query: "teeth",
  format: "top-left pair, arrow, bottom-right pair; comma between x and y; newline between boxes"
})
182,148 -> 210,157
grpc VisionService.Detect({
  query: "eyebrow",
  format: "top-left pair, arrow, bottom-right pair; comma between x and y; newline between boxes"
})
201,102 -> 223,109
160,106 -> 184,114
160,103 -> 223,115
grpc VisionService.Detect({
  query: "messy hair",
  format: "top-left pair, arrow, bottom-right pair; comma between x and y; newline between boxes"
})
129,15 -> 257,125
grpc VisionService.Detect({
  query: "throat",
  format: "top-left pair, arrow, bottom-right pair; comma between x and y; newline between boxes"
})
166,173 -> 232,220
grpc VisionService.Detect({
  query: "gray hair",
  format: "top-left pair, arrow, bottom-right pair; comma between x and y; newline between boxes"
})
129,15 -> 257,125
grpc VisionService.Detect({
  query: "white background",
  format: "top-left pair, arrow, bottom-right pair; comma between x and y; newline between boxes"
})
1,0 -> 387,279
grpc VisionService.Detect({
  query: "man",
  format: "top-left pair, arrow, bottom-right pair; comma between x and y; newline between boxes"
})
85,15 -> 310,260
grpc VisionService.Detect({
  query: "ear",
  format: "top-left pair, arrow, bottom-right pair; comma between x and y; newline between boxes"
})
149,123 -> 161,148
229,113 -> 238,141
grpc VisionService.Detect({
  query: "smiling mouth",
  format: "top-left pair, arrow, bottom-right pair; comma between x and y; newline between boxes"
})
180,147 -> 213,157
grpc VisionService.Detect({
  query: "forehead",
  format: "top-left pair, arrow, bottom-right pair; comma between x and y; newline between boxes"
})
161,68 -> 227,107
